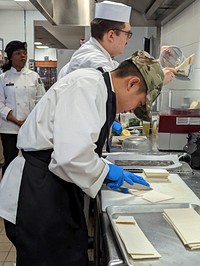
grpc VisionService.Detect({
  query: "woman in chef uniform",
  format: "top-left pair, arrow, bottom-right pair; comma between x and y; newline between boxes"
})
11,50 -> 164,265
0,41 -> 45,176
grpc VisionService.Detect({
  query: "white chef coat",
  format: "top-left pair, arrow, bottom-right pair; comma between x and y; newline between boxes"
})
0,155 -> 25,223
0,68 -> 112,223
17,68 -> 111,196
0,66 -> 45,133
58,37 -> 119,79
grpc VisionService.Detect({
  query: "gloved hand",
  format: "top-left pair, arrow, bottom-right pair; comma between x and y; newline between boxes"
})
112,121 -> 122,135
105,164 -> 150,190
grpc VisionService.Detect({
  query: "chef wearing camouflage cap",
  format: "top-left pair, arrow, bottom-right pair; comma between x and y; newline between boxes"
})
0,50 -> 164,265
130,50 -> 164,121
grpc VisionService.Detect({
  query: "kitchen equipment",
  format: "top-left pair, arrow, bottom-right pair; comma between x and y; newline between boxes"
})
106,203 -> 200,266
122,181 -> 153,191
105,153 -> 182,170
157,88 -> 200,150
142,121 -> 150,136
159,45 -> 184,69
159,46 -> 194,80
122,136 -> 152,152
183,132 -> 200,169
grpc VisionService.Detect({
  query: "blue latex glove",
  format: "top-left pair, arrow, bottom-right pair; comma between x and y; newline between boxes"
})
105,164 -> 150,190
112,121 -> 122,135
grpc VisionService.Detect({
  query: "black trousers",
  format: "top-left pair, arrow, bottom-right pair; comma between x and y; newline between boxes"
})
1,133 -> 18,176
4,220 -> 16,246
16,150 -> 89,266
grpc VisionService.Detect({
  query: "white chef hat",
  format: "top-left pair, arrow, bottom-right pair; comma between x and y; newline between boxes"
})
95,1 -> 131,23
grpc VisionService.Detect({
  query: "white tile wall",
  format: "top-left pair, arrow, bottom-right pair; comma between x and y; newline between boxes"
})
0,10 -> 45,59
161,0 -> 200,92
115,27 -> 157,63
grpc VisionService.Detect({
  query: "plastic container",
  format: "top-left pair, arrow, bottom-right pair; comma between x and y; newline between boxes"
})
122,136 -> 152,152
158,87 -> 200,115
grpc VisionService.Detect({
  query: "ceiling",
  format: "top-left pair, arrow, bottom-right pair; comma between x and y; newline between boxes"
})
0,0 -> 197,49
0,0 -> 36,11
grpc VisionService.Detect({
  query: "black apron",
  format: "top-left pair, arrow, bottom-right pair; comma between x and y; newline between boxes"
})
95,70 -> 116,156
15,72 -> 116,266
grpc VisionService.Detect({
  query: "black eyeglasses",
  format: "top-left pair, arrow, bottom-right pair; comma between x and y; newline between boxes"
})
113,29 -> 133,39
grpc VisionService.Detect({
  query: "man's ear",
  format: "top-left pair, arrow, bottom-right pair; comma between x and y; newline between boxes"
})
106,30 -> 115,42
127,76 -> 140,91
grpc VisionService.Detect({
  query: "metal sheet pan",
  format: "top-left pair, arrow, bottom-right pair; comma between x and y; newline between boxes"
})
106,203 -> 200,266
105,153 -> 182,169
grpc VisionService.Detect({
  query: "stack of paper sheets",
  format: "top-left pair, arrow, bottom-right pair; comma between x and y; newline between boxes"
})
143,169 -> 170,182
163,208 -> 200,250
114,216 -> 161,259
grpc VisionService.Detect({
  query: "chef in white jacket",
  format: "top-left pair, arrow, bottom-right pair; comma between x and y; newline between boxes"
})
58,1 -> 130,79
58,1 -> 175,140
0,50 -> 163,265
0,40 -> 45,250
0,41 -> 45,175
58,1 -> 175,86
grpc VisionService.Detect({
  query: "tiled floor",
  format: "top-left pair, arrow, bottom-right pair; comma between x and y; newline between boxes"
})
0,218 -> 16,266
0,155 -> 16,266
0,212 -> 94,266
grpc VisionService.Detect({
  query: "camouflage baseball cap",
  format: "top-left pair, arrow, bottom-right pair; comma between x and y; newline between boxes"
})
126,50 -> 164,121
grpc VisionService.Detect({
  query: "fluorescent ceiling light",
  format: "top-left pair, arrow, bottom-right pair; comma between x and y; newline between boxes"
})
34,42 -> 42,45
14,0 -> 29,2
36,46 -> 49,49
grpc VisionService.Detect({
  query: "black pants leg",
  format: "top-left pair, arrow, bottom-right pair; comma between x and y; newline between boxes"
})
4,219 -> 16,246
16,150 -> 89,266
1,133 -> 18,176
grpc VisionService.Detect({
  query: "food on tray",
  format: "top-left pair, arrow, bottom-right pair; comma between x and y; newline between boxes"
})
189,100 -> 200,109
121,129 -> 131,136
116,216 -> 135,224
143,169 -> 169,178
128,117 -> 140,127
142,190 -> 174,203
163,208 -> 200,250
143,169 -> 170,182
114,215 -> 161,259
175,53 -> 195,78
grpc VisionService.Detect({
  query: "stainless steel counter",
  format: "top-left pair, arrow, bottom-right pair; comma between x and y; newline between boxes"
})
100,202 -> 200,266
182,169 -> 200,198
97,137 -> 200,266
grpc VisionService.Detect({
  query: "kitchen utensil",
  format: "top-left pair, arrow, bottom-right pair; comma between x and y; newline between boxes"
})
122,136 -> 152,152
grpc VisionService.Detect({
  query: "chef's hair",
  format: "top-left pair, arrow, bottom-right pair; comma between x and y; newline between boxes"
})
1,60 -> 12,73
113,60 -> 147,93
91,18 -> 126,40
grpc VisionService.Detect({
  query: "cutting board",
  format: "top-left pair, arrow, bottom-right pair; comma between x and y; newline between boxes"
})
101,173 -> 200,211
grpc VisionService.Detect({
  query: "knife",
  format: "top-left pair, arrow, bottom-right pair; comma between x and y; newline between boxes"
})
122,181 -> 153,191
